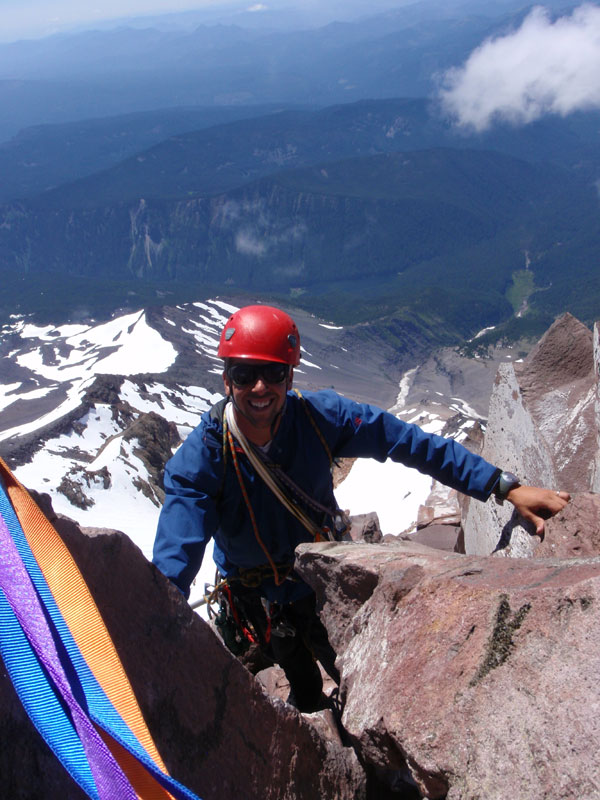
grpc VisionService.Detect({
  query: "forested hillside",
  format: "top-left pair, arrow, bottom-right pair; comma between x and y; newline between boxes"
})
1,0 -> 598,351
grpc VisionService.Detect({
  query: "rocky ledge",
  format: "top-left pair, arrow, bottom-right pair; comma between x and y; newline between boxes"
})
296,529 -> 600,799
3,494 -> 599,800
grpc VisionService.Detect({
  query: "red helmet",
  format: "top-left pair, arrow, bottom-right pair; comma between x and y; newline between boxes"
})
217,305 -> 301,365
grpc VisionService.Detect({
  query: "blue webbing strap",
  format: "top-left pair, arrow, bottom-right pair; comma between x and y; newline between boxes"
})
0,510 -> 137,800
0,479 -> 202,800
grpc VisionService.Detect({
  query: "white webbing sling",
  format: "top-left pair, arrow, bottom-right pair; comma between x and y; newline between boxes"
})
225,401 -> 336,541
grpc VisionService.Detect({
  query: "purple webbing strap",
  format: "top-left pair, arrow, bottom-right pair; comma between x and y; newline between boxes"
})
0,512 -> 138,800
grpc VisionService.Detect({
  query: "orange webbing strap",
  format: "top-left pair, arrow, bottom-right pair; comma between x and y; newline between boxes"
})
0,456 -> 173,800
97,730 -> 176,800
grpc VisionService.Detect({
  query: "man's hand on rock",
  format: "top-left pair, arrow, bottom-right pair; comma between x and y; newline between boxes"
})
506,485 -> 571,537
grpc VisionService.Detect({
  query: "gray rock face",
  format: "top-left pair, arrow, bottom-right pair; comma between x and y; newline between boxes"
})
295,539 -> 600,800
463,314 -> 599,556
592,322 -> 600,493
0,499 -> 365,800
517,313 -> 596,491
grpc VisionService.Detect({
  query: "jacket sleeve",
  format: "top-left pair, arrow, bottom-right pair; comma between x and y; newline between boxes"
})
307,391 -> 500,502
152,424 -> 222,598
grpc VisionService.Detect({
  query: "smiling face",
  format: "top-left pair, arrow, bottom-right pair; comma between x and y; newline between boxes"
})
223,359 -> 293,445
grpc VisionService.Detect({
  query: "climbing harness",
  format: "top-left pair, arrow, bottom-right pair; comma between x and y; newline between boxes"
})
211,580 -> 256,656
237,562 -> 296,588
0,456 -> 201,800
201,563 -> 300,654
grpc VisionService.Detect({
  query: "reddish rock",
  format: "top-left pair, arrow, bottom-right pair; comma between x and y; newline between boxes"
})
256,665 -> 291,702
296,540 -> 600,800
535,492 -> 600,558
1,498 -> 366,800
345,511 -> 383,543
407,523 -> 462,552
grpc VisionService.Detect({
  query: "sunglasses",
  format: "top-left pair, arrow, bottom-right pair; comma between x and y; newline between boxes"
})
227,362 -> 290,387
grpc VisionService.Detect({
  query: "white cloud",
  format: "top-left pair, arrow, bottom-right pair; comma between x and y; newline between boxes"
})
439,4 -> 600,132
234,218 -> 306,256
235,230 -> 267,255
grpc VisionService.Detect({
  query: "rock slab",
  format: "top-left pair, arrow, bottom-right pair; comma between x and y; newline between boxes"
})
296,539 -> 600,800
463,315 -> 599,556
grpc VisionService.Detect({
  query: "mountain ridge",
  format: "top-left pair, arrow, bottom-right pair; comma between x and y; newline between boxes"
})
1,145 -> 596,338
0,1 -> 582,141
12,98 -> 600,209
0,103 -> 295,203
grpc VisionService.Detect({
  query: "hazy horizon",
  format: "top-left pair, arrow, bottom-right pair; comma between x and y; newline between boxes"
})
1,0 -> 222,42
0,0 -> 417,42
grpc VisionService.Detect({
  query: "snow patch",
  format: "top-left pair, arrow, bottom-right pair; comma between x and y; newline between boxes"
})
335,459 -> 434,535
209,300 -> 239,315
120,380 -> 223,426
0,383 -> 22,411
390,367 -> 417,415
0,378 -> 96,442
16,311 -> 176,381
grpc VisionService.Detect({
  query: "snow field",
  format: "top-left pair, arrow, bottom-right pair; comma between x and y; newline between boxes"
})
0,377 -> 97,443
335,458 -> 436,535
119,380 -> 223,426
334,414 -> 445,535
14,412 -> 163,561
16,311 -> 177,382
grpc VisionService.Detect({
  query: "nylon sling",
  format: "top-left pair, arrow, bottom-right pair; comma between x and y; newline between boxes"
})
0,456 -> 201,800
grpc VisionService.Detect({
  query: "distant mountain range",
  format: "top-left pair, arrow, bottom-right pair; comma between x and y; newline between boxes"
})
0,104 -> 292,203
5,98 -> 600,206
0,0 -> 597,352
0,97 -> 598,345
0,0 -> 581,141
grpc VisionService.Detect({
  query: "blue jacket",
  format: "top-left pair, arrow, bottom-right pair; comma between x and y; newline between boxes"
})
153,390 -> 500,602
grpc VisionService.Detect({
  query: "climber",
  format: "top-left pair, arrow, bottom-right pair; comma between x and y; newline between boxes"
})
152,304 -> 570,712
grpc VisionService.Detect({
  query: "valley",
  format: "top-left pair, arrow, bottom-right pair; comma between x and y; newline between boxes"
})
0,96 -> 598,347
